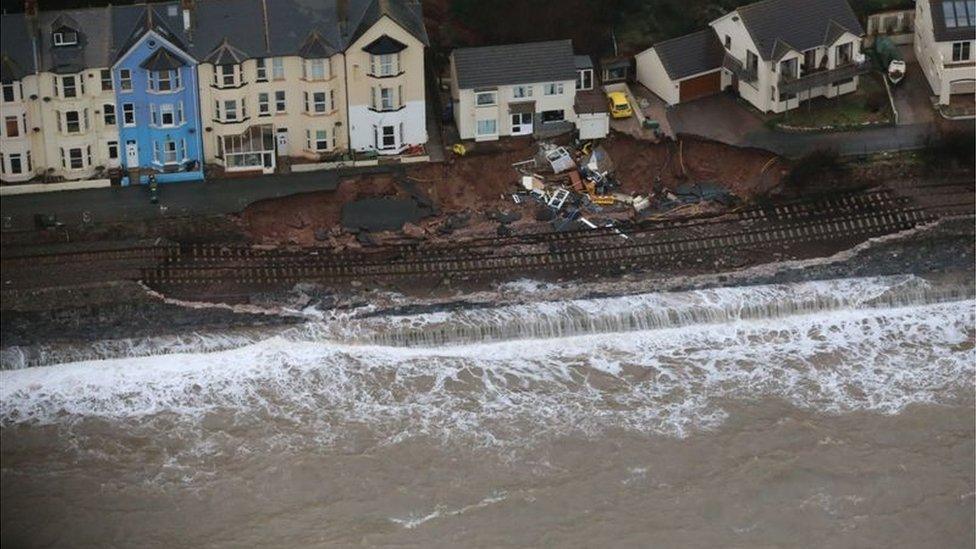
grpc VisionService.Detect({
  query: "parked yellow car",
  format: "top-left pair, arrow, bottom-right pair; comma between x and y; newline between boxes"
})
607,91 -> 633,119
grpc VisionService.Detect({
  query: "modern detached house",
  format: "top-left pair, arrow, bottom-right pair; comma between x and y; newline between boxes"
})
637,0 -> 868,114
449,39 -> 609,141
915,0 -> 976,106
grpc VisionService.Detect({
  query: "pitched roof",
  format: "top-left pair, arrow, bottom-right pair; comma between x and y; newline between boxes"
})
0,14 -> 34,83
202,39 -> 249,65
38,8 -> 112,73
929,0 -> 976,42
139,46 -> 187,70
1,0 -> 428,74
452,39 -> 576,89
363,34 -> 407,55
735,0 -> 864,60
652,29 -> 724,80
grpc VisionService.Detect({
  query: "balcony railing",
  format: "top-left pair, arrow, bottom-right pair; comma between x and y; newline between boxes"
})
778,60 -> 871,95
723,53 -> 758,84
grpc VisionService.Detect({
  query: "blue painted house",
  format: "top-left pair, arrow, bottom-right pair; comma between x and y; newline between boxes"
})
112,5 -> 203,184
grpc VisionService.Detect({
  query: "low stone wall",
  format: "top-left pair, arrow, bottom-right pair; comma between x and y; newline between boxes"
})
291,155 -> 430,173
0,179 -> 112,196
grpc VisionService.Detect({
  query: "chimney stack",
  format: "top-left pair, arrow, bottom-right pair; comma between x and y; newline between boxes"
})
180,0 -> 194,32
337,0 -> 348,37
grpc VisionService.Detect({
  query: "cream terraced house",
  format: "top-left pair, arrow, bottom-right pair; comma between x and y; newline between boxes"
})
915,0 -> 976,106
449,40 -> 581,141
190,0 -> 428,174
1,5 -> 121,183
637,0 -> 867,114
1,13 -> 37,183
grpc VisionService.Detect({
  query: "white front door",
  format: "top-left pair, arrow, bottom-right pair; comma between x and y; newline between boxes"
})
275,128 -> 289,156
511,113 -> 533,135
125,140 -> 139,167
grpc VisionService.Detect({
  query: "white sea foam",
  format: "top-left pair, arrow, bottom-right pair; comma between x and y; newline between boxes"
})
1,276 -> 972,458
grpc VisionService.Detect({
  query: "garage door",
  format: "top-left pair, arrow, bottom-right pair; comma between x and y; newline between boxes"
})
679,71 -> 721,103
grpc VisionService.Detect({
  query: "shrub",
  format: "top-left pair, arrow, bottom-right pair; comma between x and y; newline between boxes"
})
786,148 -> 849,188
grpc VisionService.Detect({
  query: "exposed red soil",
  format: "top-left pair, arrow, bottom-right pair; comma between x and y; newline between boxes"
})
238,135 -> 786,247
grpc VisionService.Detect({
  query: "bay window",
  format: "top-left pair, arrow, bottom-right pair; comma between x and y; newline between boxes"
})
149,69 -> 181,92
370,53 -> 398,76
304,58 -> 329,80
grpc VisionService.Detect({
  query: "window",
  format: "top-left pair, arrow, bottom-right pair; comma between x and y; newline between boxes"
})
476,119 -> 496,136
779,58 -> 798,80
65,110 -> 81,133
9,153 -> 23,174
163,139 -> 179,164
160,104 -> 175,127
123,103 -> 135,126
835,42 -> 853,66
272,57 -> 285,80
380,87 -> 395,110
178,101 -> 185,124
4,116 -> 19,137
543,82 -> 564,96
151,69 -> 181,92
475,90 -> 497,106
306,91 -> 328,113
61,76 -> 78,98
513,85 -> 532,98
275,90 -> 286,112
305,59 -> 328,80
541,110 -> 565,123
258,92 -> 270,115
370,53 -> 398,76
1,83 -> 15,102
746,50 -> 759,76
952,41 -> 972,62
217,64 -> 237,87
256,58 -> 268,82
224,99 -> 238,121
107,141 -> 119,160
724,35 -> 731,50
67,147 -> 84,169
53,29 -> 78,46
150,104 -> 158,125
103,104 -> 116,125
803,49 -> 818,72
942,1 -> 974,28
576,69 -> 593,91
101,69 -> 113,91
306,129 -> 329,151
119,69 -> 132,91
380,125 -> 397,148
604,65 -> 627,81
330,89 -> 336,111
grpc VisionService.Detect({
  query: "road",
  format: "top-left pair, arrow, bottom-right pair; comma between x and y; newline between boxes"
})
1,170 -> 343,232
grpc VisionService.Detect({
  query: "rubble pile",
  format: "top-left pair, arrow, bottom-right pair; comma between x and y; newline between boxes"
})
509,141 -> 740,235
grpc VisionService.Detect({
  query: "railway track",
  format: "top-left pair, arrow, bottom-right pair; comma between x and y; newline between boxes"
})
2,183 -> 972,293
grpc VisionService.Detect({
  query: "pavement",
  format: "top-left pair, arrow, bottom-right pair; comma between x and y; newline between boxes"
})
1,170 -> 341,232
666,89 -> 973,158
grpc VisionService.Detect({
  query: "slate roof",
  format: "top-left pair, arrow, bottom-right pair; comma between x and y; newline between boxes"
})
37,8 -> 112,74
452,39 -> 577,90
929,0 -> 976,42
735,0 -> 864,60
652,29 -> 724,80
140,46 -> 188,70
0,0 -> 428,75
202,39 -> 249,65
0,14 -> 35,83
574,55 -> 594,70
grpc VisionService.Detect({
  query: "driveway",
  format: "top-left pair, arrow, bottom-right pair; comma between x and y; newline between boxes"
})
890,45 -> 936,125
666,88 -> 972,158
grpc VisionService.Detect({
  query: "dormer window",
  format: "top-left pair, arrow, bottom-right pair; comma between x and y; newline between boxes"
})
303,58 -> 330,81
214,64 -> 239,88
369,54 -> 398,77
53,28 -> 78,47
149,69 -> 181,92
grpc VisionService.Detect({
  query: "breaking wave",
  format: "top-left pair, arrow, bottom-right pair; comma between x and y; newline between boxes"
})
1,276 -> 973,457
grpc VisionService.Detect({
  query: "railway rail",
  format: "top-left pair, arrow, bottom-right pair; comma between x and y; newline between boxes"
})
2,183 -> 972,294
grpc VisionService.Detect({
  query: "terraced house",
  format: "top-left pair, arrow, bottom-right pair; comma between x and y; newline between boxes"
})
0,0 -> 428,184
